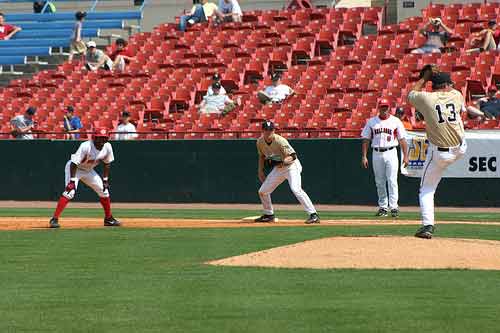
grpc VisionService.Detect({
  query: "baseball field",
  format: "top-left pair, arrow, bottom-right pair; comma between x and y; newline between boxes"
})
1,203 -> 500,332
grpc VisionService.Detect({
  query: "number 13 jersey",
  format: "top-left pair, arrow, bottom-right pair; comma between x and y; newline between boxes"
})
408,89 -> 465,147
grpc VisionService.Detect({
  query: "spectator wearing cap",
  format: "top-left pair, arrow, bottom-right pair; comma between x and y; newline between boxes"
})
466,20 -> 498,53
411,17 -> 453,54
395,107 -> 413,130
10,107 -> 36,140
200,82 -> 238,115
258,73 -> 294,104
114,111 -> 138,140
0,12 -> 21,41
206,73 -> 227,96
467,86 -> 500,120
63,106 -> 83,140
69,11 -> 87,62
85,41 -> 114,71
179,0 -> 221,32
109,38 -> 135,72
218,0 -> 242,23
33,1 -> 56,13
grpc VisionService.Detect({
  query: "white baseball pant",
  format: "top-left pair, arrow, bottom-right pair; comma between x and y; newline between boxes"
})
419,141 -> 467,226
372,148 -> 399,210
258,159 -> 316,215
63,161 -> 109,200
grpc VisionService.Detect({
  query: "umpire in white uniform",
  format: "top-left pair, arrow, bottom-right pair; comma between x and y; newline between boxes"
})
361,99 -> 409,217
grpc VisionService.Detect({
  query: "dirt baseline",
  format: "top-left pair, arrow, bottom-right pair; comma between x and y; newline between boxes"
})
2,217 -> 500,231
209,236 -> 500,270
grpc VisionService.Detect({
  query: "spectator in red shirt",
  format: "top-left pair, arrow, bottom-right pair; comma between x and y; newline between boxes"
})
0,12 -> 21,40
109,38 -> 134,72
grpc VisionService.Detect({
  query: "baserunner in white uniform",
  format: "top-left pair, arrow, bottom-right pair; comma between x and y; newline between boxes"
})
408,68 -> 466,239
255,121 -> 320,224
361,98 -> 409,217
49,128 -> 121,228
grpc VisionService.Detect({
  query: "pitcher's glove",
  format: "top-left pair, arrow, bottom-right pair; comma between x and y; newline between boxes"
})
265,156 -> 283,168
419,64 -> 440,81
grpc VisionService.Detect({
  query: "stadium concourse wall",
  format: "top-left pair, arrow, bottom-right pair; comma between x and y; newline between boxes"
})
2,139 -> 499,207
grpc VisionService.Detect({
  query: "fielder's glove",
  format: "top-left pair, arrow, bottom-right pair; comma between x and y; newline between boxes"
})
419,64 -> 440,81
265,156 -> 283,168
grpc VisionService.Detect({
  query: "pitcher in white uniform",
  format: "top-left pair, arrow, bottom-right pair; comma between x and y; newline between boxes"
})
49,128 -> 121,228
255,121 -> 320,224
361,99 -> 409,217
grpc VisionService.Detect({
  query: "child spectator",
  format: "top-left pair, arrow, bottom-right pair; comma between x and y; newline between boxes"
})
109,38 -> 135,72
63,106 -> 83,140
114,111 -> 138,140
69,11 -> 87,62
0,12 -> 21,40
179,0 -> 220,32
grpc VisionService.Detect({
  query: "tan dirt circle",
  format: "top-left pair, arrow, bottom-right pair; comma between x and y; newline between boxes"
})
2,217 -> 500,231
209,236 -> 500,270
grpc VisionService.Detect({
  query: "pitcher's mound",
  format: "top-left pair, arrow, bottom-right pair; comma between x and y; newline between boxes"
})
209,236 -> 500,270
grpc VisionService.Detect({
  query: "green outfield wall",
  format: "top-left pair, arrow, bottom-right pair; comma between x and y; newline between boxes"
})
1,139 -> 498,206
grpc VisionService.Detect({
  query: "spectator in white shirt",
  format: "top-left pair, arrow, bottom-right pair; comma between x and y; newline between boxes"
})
258,72 -> 294,104
199,82 -> 237,115
114,111 -> 138,140
206,73 -> 227,96
85,41 -> 114,71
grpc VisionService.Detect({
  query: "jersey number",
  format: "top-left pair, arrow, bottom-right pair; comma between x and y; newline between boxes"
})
435,104 -> 457,124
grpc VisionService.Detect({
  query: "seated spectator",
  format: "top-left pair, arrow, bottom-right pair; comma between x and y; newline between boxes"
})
0,12 -> 21,40
85,41 -> 114,71
466,20 -> 497,53
199,82 -> 237,115
109,38 -> 135,72
114,111 -> 138,140
63,106 -> 83,140
257,73 -> 294,104
69,11 -> 87,62
411,18 -> 453,54
33,1 -> 56,13
218,0 -> 242,23
179,0 -> 220,32
395,107 -> 413,130
10,107 -> 36,140
467,86 -> 500,120
206,73 -> 226,96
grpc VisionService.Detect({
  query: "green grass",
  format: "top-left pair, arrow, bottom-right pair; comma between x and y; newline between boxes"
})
1,224 -> 500,332
1,207 -> 500,222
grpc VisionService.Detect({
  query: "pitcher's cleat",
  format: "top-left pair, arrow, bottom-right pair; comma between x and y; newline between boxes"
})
376,208 -> 388,217
104,216 -> 121,227
305,213 -> 320,224
390,209 -> 400,218
49,217 -> 60,229
415,225 -> 434,239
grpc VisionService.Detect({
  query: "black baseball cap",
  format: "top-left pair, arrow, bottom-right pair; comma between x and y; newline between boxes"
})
431,72 -> 452,88
488,20 -> 496,27
262,120 -> 275,130
212,73 -> 221,81
26,107 -> 36,115
212,82 -> 221,89
66,106 -> 74,113
122,111 -> 130,117
75,11 -> 87,19
271,72 -> 281,81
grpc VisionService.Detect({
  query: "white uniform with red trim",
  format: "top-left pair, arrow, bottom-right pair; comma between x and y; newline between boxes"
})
361,115 -> 407,210
62,140 -> 114,200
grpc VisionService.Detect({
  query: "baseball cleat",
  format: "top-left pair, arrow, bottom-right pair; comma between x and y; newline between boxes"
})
390,209 -> 399,218
104,216 -> 121,227
305,213 -> 320,224
254,214 -> 275,223
376,208 -> 388,217
49,217 -> 60,229
415,225 -> 434,239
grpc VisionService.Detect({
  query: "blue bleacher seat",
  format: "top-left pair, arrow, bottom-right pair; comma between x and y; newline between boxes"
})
14,28 -> 99,39
0,38 -> 69,48
0,47 -> 51,56
5,11 -> 142,22
0,56 -> 26,65
15,20 -> 124,30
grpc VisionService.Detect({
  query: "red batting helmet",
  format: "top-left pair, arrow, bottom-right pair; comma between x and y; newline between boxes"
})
93,128 -> 109,139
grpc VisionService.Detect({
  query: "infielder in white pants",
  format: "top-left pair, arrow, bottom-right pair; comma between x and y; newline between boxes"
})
361,98 -> 409,217
408,67 -> 466,239
255,121 -> 320,224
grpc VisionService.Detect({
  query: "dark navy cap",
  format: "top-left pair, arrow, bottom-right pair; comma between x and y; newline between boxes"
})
212,73 -> 221,81
271,72 -> 281,81
262,120 -> 275,130
65,106 -> 74,113
26,107 -> 36,115
122,111 -> 130,117
212,82 -> 221,89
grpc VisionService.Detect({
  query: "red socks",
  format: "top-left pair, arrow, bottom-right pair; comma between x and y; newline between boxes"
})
99,197 -> 112,219
53,196 -> 70,218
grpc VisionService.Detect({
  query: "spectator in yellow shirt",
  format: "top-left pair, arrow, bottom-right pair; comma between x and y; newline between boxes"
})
179,0 -> 220,32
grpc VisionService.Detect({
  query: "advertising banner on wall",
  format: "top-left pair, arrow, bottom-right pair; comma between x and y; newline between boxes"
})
402,130 -> 500,178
